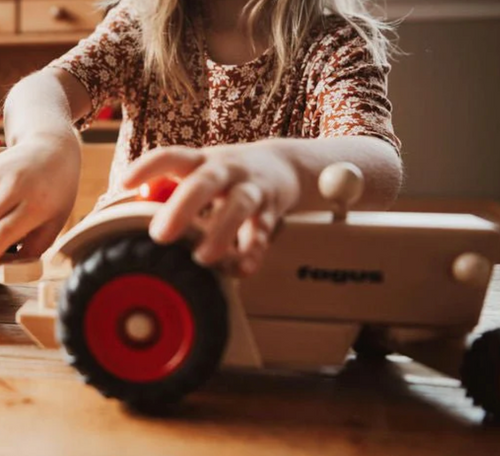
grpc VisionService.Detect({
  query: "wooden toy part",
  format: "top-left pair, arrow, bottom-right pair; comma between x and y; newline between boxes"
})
219,277 -> 263,368
0,258 -> 43,284
48,201 -> 160,266
240,212 -> 498,328
49,201 -> 209,267
16,300 -> 58,349
318,162 -> 364,221
15,281 -> 59,348
248,319 -> 360,370
97,190 -> 139,210
452,252 -> 493,288
38,281 -> 57,310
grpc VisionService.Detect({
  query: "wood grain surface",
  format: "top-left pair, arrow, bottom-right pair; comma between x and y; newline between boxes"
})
0,269 -> 498,456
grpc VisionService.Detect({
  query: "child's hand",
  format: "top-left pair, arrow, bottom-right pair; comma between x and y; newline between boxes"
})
123,142 -> 301,276
0,138 -> 80,258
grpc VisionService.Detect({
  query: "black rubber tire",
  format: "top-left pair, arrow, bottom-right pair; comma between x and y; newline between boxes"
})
353,326 -> 392,361
58,233 -> 228,414
461,329 -> 500,419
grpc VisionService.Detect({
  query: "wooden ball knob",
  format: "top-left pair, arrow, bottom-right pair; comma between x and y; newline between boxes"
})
318,163 -> 364,207
452,253 -> 492,288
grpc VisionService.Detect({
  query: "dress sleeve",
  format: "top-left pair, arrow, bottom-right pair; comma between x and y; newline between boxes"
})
47,2 -> 141,129
307,22 -> 401,153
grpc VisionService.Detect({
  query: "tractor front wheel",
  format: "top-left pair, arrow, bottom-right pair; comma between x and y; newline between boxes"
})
58,234 -> 228,414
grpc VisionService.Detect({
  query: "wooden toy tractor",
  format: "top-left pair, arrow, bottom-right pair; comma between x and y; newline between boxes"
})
11,163 -> 500,417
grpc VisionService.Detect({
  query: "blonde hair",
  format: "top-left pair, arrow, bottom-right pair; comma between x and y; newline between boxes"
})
102,0 -> 393,101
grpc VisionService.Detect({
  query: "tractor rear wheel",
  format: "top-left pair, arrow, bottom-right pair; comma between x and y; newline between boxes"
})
461,329 -> 500,420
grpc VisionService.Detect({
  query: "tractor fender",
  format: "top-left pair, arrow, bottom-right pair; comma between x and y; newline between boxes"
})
49,201 -> 161,267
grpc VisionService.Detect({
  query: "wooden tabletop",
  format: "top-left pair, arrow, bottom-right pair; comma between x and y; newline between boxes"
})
0,270 -> 499,456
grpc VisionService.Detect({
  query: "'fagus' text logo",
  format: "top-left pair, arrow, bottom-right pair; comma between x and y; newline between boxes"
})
297,266 -> 384,284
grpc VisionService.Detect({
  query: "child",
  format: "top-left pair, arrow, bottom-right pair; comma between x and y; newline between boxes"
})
2,0 -> 402,275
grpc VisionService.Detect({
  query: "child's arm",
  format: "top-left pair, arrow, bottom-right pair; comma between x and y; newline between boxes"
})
123,22 -> 402,275
4,68 -> 90,146
264,135 -> 402,211
123,20 -> 403,276
1,3 -> 137,257
0,69 -> 91,257
122,136 -> 401,275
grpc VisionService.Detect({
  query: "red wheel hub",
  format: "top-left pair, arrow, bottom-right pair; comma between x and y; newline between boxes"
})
84,274 -> 194,382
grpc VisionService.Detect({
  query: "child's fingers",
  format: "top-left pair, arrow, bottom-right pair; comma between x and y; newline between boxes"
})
193,182 -> 263,264
149,163 -> 232,243
236,239 -> 268,277
19,219 -> 64,258
256,209 -> 279,237
0,203 -> 39,256
237,217 -> 269,255
0,180 -> 22,220
234,217 -> 270,276
123,146 -> 205,188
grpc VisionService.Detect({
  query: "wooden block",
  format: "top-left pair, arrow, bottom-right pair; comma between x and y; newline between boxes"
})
38,281 -> 58,310
15,299 -> 58,349
249,318 -> 360,370
0,258 -> 43,284
41,254 -> 72,281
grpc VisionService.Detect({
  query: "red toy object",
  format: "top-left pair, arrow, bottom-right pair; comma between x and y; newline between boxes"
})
137,176 -> 178,203
96,105 -> 114,120
84,274 -> 195,383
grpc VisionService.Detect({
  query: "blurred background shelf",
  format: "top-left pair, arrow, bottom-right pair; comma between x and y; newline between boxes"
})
0,119 -> 121,145
0,32 -> 86,46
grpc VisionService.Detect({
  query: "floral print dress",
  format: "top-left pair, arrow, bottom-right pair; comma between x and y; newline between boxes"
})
48,2 -> 401,206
